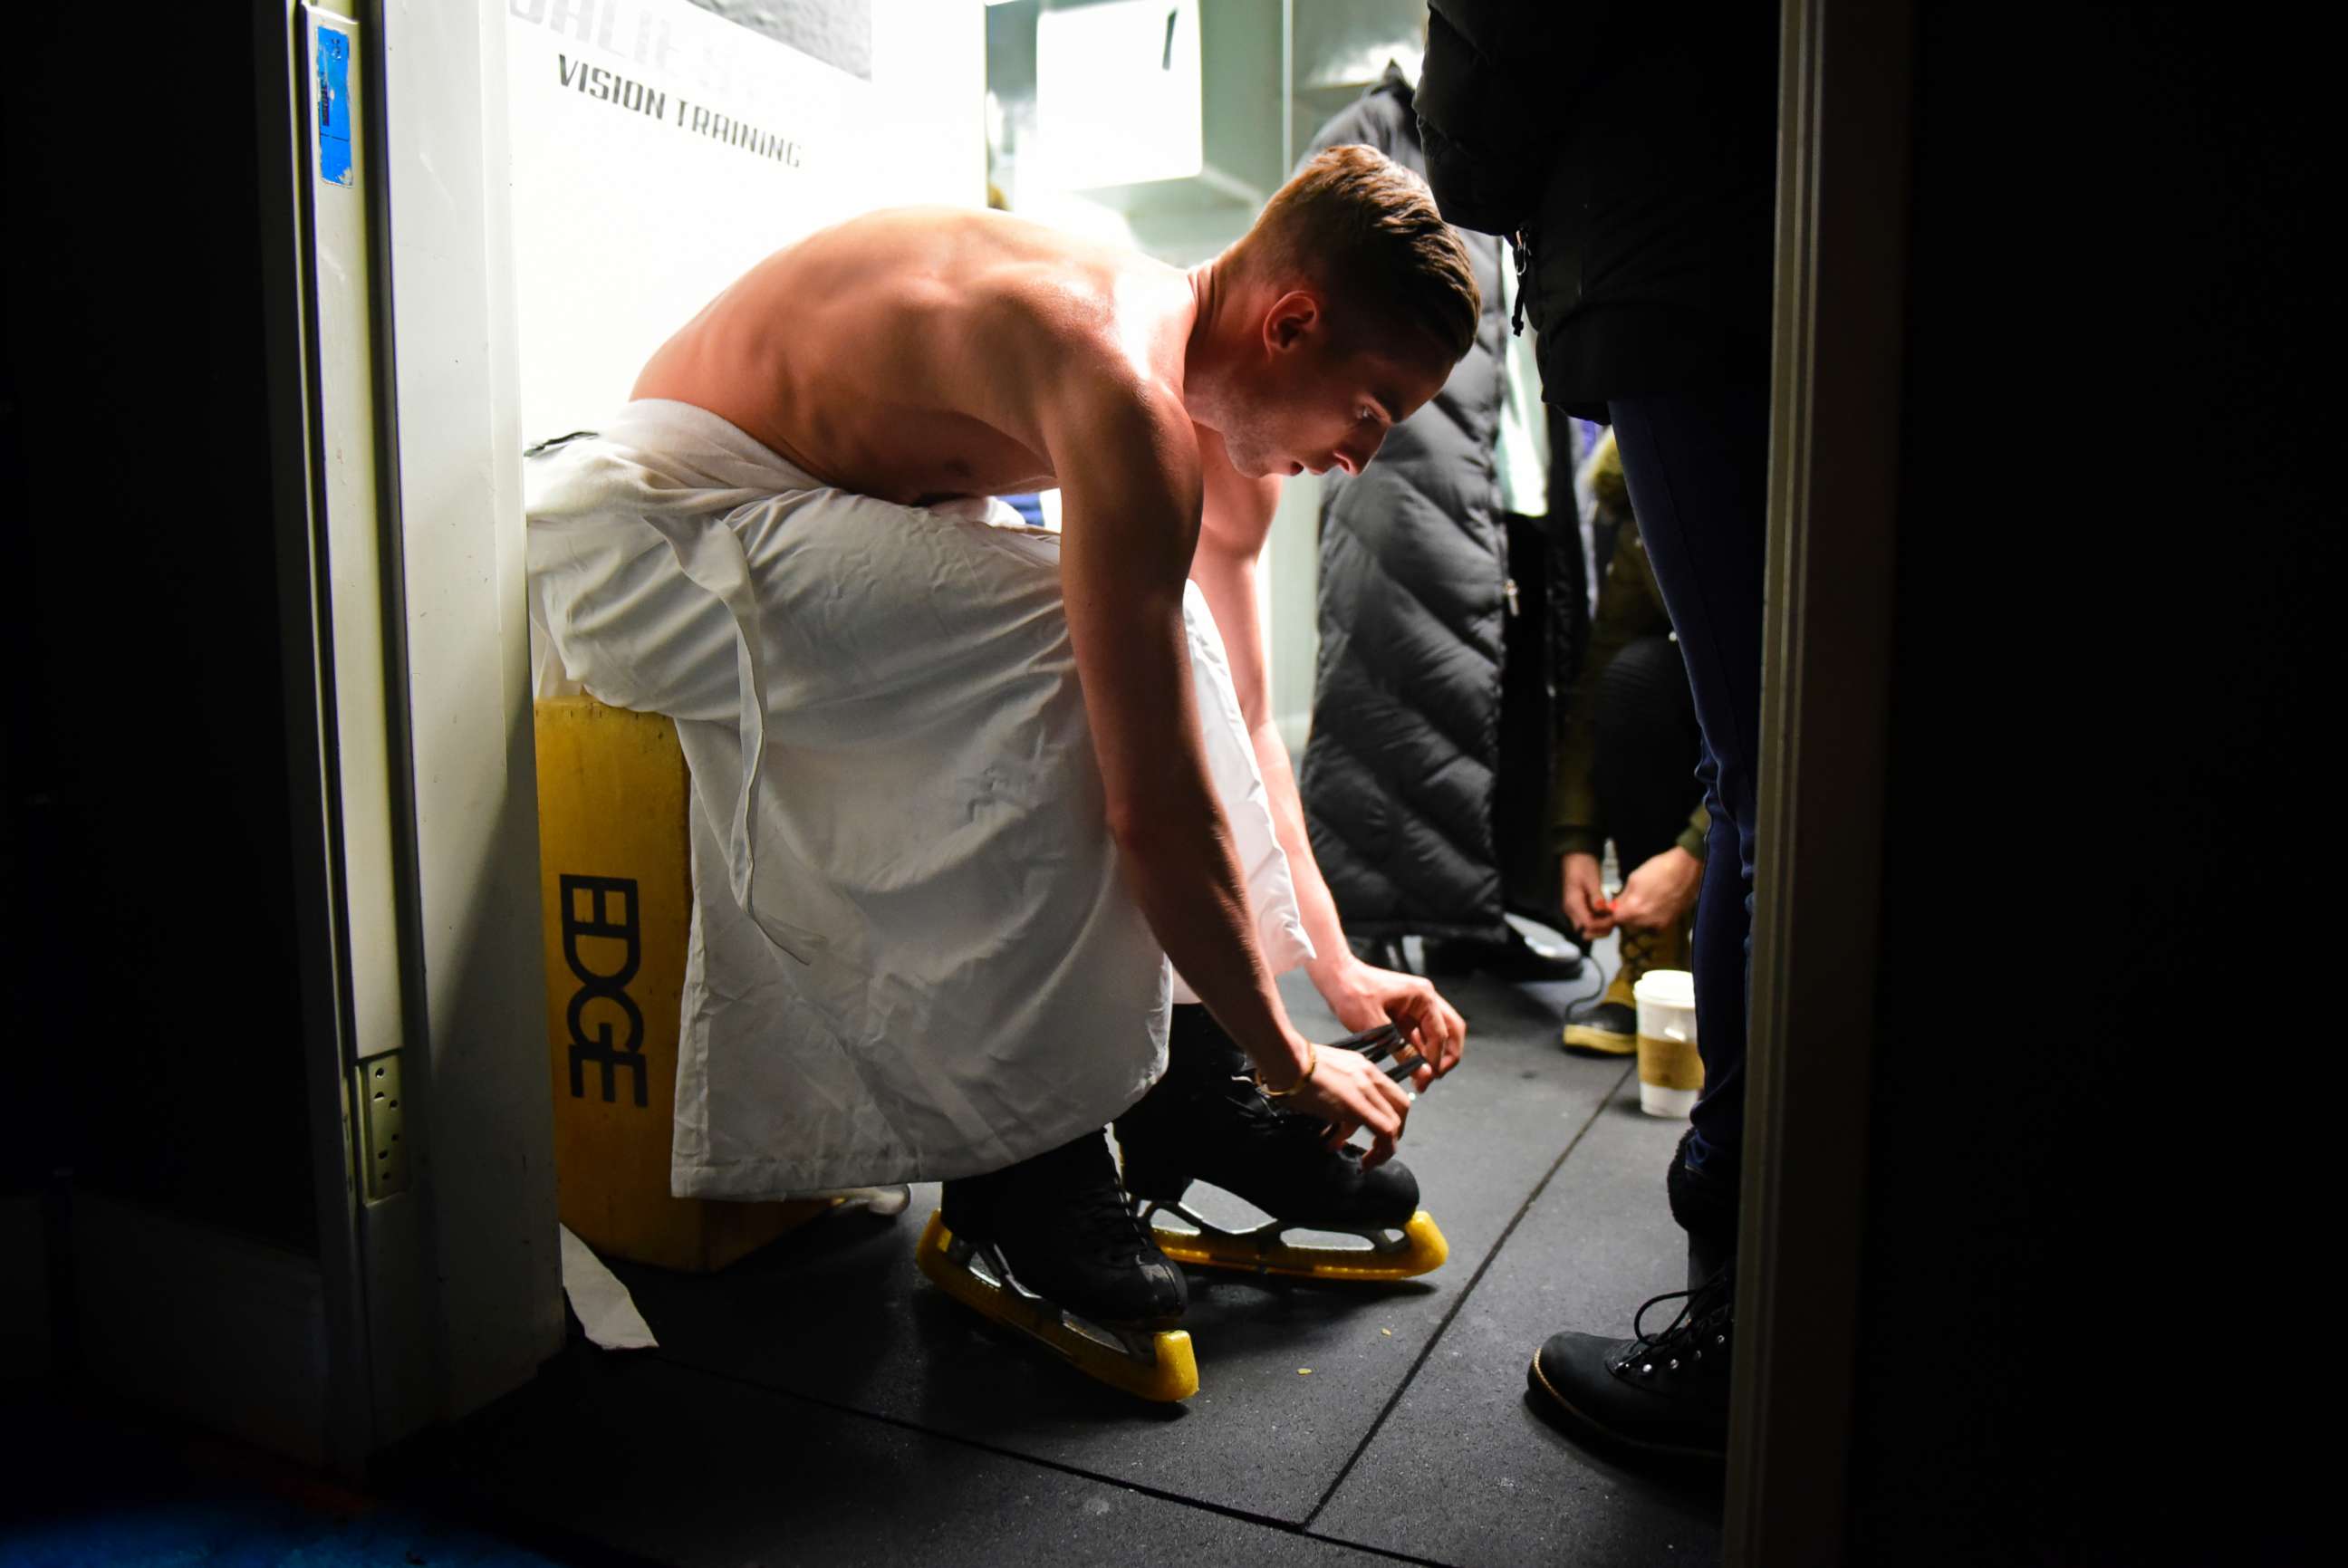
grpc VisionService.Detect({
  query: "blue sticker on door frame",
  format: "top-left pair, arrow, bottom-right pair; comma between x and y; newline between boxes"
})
316,26 -> 353,187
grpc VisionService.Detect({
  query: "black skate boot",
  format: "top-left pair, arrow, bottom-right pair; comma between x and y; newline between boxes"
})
919,1132 -> 1197,1400
938,1132 -> 1187,1327
1113,1007 -> 1448,1281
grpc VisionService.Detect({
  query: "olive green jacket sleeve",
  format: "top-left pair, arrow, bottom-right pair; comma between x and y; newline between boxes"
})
1549,480 -> 1709,864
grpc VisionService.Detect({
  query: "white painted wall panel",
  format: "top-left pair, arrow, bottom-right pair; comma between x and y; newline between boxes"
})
504,0 -> 983,439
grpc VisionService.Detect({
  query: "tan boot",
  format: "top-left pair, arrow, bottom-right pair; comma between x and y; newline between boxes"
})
1562,916 -> 1689,1054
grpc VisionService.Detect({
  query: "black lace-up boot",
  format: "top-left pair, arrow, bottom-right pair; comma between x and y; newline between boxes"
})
939,1132 -> 1188,1329
1426,924 -> 1586,982
1527,1260 -> 1735,1460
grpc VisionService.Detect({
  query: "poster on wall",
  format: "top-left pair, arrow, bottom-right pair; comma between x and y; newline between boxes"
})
505,0 -> 983,441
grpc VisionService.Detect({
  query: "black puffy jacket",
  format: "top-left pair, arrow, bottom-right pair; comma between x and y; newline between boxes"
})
1296,68 -> 1515,944
1416,1 -> 1779,418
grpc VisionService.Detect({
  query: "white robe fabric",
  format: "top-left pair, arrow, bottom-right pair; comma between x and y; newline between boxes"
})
525,399 -> 1313,1196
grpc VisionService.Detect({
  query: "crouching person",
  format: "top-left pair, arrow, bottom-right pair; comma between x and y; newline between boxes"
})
526,148 -> 1470,1399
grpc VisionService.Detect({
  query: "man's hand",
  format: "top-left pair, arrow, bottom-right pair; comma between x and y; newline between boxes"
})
1563,851 -> 1612,939
1311,954 -> 1467,1087
1609,845 -> 1703,932
1277,1042 -> 1417,1169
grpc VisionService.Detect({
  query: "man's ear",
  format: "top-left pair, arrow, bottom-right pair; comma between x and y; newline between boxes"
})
1265,289 -> 1321,353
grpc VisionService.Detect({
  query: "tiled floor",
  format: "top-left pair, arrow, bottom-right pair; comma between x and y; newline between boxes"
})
430,950 -> 1723,1567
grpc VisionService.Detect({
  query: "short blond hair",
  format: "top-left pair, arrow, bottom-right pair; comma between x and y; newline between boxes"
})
1235,145 -> 1480,363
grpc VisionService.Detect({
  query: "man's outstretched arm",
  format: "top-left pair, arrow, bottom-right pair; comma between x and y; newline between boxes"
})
1041,372 -> 1417,1160
1188,428 -> 1467,1080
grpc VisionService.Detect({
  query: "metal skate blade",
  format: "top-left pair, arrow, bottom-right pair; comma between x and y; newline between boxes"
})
914,1213 -> 1198,1402
1142,1202 -> 1449,1282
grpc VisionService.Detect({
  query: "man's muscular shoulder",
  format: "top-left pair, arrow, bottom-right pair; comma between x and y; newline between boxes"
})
957,313 -> 1204,532
967,253 -> 1193,458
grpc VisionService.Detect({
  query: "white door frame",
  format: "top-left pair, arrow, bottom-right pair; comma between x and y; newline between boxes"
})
370,0 -> 564,1437
262,0 -> 563,1469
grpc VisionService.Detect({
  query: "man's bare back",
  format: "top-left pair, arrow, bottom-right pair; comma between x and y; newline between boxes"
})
633,207 -> 1197,507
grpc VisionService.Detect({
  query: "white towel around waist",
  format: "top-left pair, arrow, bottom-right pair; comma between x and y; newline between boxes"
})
526,399 -> 1312,1193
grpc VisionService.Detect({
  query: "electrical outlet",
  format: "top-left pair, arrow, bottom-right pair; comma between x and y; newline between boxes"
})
355,1053 -> 409,1201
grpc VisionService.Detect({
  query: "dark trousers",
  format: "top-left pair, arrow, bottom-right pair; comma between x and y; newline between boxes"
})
1607,387 -> 1770,1179
1592,631 -> 1705,878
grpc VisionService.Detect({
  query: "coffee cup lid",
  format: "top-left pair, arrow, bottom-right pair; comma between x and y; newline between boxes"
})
1632,969 -> 1697,1007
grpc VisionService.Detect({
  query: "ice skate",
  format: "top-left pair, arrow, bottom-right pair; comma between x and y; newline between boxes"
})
917,1132 -> 1198,1402
1114,1009 -> 1449,1283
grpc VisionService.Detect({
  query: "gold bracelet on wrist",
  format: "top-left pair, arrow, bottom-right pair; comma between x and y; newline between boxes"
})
1260,1041 -> 1318,1099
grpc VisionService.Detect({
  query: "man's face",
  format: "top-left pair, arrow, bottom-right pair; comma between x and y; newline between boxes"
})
1219,293 -> 1456,481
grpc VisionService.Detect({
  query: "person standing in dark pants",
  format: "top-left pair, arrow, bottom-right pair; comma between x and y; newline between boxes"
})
1552,432 -> 1708,1059
1418,0 -> 1779,1459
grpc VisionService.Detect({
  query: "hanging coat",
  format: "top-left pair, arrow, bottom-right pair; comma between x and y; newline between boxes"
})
1296,67 -> 1515,943
1416,0 -> 1780,418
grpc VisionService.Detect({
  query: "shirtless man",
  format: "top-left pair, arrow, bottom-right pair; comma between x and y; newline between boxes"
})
529,147 -> 1474,1387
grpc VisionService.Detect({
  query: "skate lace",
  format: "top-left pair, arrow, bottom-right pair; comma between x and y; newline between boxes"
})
1620,1264 -> 1735,1376
1073,1173 -> 1153,1264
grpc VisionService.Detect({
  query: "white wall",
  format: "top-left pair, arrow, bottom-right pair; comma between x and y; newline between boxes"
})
504,0 -> 984,438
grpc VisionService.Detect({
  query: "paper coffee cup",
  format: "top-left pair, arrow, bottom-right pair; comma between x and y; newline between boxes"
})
1631,968 -> 1702,1118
